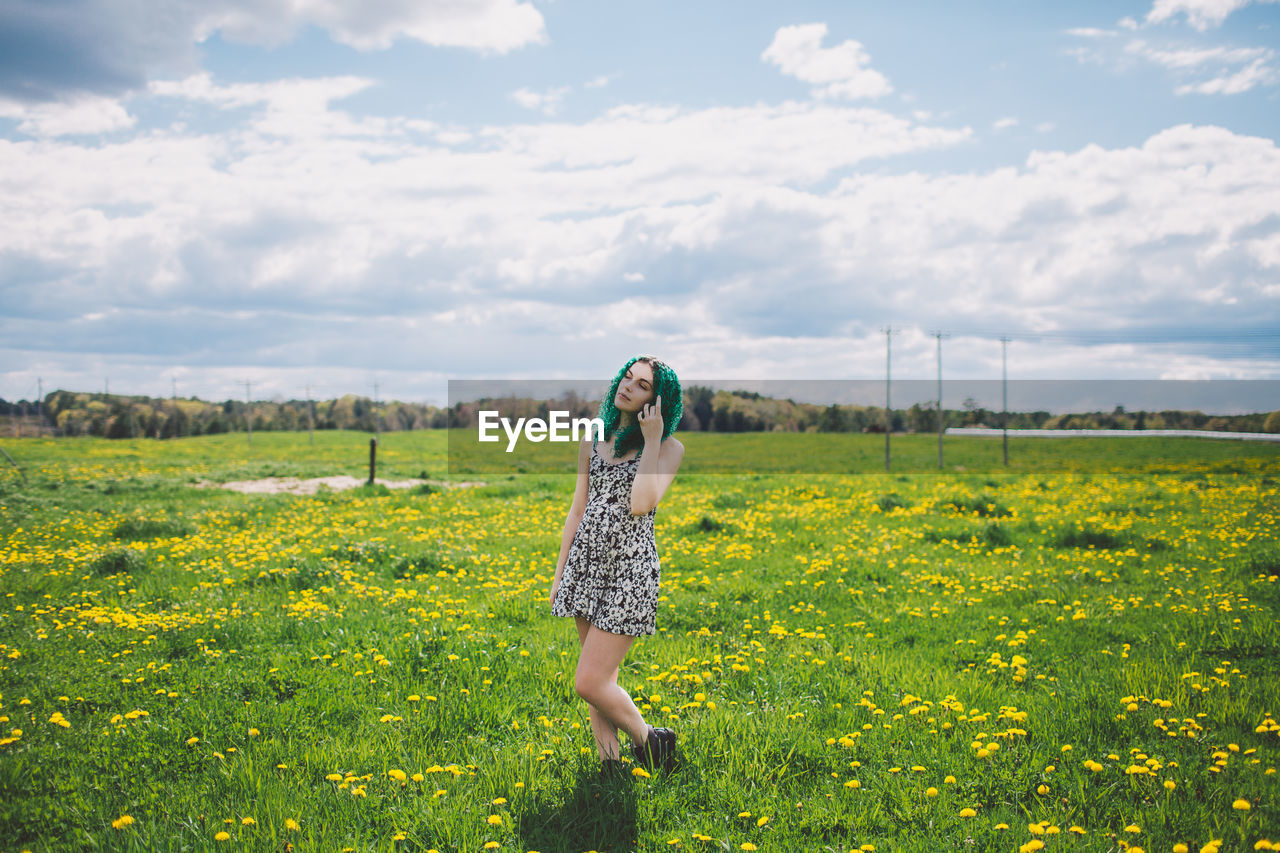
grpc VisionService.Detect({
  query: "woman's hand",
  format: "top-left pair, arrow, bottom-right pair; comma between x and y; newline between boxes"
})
549,578 -> 560,606
638,394 -> 664,445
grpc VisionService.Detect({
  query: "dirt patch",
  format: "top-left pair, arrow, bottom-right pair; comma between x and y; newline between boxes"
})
199,476 -> 483,496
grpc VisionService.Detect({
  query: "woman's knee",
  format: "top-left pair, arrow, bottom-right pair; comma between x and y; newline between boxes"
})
574,670 -> 599,704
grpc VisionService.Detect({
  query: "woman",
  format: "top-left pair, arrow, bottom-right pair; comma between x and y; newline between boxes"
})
549,356 -> 685,774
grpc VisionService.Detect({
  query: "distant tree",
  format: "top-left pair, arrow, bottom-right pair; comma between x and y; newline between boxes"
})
819,403 -> 845,433
685,386 -> 714,431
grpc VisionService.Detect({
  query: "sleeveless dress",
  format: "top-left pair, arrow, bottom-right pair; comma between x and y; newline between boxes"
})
551,437 -> 661,636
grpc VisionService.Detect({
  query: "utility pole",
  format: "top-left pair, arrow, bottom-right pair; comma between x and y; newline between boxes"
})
934,331 -> 947,469
169,377 -> 178,439
306,384 -> 314,445
882,327 -> 896,471
1001,337 -> 1010,467
36,377 -> 42,435
372,379 -> 380,442
244,380 -> 252,446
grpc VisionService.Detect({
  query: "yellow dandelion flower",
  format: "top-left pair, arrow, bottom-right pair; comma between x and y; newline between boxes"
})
844,780 -> 861,789
1036,784 -> 1049,795
1126,824 -> 1141,833
241,817 -> 255,826
285,819 -> 300,831
487,814 -> 503,825
484,844 -> 500,850
1233,799 -> 1252,811
1019,842 -> 1044,853
388,769 -> 407,782
214,831 -> 230,841
492,797 -> 507,805
958,807 -> 977,818
1165,779 -> 1176,789
756,816 -> 768,827
632,767 -> 651,778
944,775 -> 956,784
925,787 -> 938,797
741,845 -> 757,852
112,815 -> 135,829
1173,845 -> 1188,853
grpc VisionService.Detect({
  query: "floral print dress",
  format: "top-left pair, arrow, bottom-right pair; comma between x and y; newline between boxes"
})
551,438 -> 661,636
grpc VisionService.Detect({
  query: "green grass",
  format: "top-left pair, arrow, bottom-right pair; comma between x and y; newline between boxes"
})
0,432 -> 1277,852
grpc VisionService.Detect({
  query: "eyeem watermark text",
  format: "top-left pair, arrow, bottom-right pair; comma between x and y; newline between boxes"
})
478,411 -> 605,452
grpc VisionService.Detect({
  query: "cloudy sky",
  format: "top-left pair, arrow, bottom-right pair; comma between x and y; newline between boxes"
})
2,0 -> 1279,406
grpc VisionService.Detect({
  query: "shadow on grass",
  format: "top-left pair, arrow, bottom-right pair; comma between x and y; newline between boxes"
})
517,767 -> 640,853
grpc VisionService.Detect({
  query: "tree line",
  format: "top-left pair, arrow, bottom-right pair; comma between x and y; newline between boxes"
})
1,387 -> 1276,439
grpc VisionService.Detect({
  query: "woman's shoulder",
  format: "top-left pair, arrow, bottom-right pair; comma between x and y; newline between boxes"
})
663,436 -> 685,454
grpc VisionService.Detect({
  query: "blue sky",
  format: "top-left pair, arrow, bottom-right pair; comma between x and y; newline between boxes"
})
2,0 -> 1279,406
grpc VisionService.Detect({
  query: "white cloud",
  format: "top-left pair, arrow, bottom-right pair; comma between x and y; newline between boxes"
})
993,117 -> 1019,131
1070,32 -> 1280,96
0,94 -> 135,136
1065,27 -> 1118,38
1123,39 -> 1280,94
1175,57 -> 1280,92
149,74 -> 390,138
198,0 -> 548,52
0,0 -> 546,103
1143,0 -> 1279,30
585,74 -> 617,89
4,75 -> 1278,390
1125,39 -> 1271,69
762,23 -> 892,100
510,86 -> 572,116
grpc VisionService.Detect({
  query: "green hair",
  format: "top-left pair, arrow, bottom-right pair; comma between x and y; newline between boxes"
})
598,356 -> 683,458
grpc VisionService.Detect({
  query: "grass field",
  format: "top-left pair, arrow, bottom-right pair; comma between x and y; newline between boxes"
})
1,431 -> 1277,852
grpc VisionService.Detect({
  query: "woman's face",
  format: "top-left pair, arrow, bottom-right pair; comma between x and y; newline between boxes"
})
614,359 -> 656,414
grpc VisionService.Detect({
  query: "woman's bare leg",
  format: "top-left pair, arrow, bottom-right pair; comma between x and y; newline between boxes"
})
574,617 -> 622,759
574,617 -> 648,759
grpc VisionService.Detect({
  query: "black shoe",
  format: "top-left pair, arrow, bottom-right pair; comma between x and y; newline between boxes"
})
632,726 -> 677,773
601,758 -> 627,779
